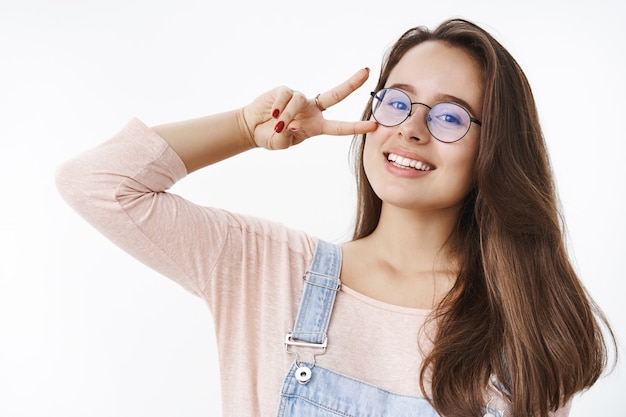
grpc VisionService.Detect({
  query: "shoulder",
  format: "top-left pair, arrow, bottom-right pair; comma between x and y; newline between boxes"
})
206,210 -> 320,290
218,210 -> 317,257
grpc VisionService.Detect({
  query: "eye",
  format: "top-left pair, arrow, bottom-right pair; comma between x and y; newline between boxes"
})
438,113 -> 462,125
430,103 -> 469,128
386,99 -> 410,112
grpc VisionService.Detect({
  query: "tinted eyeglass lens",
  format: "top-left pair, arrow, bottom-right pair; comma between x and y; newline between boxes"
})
428,103 -> 472,143
371,88 -> 473,143
371,89 -> 411,126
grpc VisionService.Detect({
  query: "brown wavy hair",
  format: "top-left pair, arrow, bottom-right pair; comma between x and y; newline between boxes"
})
351,18 -> 616,417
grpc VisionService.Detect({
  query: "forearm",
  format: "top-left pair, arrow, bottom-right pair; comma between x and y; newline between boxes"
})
153,107 -> 256,173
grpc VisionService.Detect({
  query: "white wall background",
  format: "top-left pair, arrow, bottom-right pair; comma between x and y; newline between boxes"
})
1,0 -> 624,416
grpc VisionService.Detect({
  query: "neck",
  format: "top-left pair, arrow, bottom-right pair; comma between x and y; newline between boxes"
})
341,202 -> 462,309
366,203 -> 461,273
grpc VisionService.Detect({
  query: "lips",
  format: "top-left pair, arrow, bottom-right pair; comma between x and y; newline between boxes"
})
386,153 -> 433,171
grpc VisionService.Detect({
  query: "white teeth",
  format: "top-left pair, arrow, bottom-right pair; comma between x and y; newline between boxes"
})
387,153 -> 431,171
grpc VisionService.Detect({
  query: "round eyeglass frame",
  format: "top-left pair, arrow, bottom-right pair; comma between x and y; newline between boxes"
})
370,88 -> 482,143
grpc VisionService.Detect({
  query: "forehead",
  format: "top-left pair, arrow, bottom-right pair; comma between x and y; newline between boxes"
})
386,41 -> 483,116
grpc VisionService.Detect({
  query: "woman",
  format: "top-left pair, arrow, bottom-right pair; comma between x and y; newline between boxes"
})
57,18 -> 614,417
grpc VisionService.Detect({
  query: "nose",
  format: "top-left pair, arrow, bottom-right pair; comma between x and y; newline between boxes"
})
399,103 -> 432,142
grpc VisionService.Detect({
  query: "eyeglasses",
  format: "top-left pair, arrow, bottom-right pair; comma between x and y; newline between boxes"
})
370,88 -> 482,143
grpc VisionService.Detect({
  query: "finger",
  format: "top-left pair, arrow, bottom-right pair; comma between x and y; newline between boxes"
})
275,91 -> 308,127
323,120 -> 378,136
315,67 -> 370,111
266,128 -> 297,150
270,87 -> 295,118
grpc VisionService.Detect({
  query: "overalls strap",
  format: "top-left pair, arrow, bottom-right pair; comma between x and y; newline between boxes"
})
287,239 -> 341,346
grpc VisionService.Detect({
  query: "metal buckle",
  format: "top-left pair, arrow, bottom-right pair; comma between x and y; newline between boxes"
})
284,333 -> 327,350
284,333 -> 328,380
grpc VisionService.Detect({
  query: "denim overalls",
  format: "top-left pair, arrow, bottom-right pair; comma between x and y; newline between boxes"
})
277,239 -> 505,417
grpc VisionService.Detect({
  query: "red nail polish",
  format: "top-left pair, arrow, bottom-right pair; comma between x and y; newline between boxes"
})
272,108 -> 280,118
274,121 -> 285,133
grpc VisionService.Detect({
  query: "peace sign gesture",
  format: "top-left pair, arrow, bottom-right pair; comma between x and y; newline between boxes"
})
244,67 -> 378,150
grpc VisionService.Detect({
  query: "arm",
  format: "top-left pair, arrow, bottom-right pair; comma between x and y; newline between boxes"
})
152,109 -> 255,174
152,67 -> 377,173
56,68 -> 377,296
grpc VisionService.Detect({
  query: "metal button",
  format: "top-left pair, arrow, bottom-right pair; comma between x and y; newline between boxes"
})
295,366 -> 312,384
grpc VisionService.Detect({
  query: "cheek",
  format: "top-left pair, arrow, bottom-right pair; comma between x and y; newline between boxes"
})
450,148 -> 479,191
362,134 -> 380,177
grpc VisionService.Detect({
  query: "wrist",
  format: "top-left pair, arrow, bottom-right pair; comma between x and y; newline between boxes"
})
237,107 -> 258,150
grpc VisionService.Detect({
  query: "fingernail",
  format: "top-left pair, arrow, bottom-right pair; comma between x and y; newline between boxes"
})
365,67 -> 370,72
289,127 -> 299,132
274,121 -> 285,133
272,108 -> 279,118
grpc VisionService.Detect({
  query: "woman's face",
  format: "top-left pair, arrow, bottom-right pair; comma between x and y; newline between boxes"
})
364,40 -> 483,214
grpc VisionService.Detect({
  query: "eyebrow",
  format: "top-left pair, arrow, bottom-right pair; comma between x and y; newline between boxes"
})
387,83 -> 481,118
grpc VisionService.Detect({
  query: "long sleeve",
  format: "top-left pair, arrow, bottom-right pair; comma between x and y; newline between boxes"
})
56,118 -> 319,416
56,118 -> 233,297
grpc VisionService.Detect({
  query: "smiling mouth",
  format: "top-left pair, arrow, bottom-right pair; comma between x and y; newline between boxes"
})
386,153 -> 433,171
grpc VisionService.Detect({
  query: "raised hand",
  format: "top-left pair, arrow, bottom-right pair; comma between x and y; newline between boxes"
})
243,68 -> 378,150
